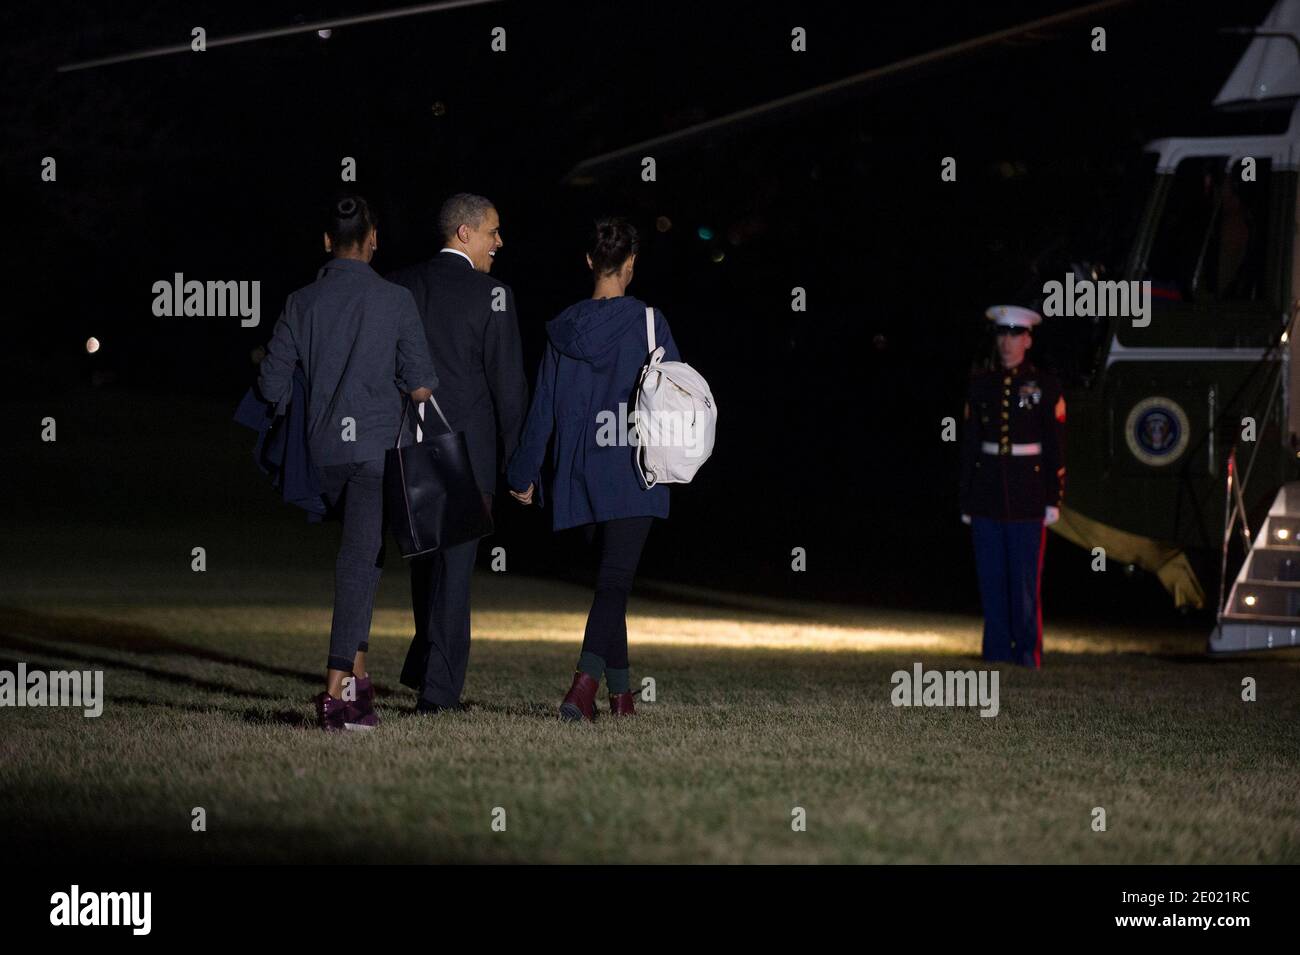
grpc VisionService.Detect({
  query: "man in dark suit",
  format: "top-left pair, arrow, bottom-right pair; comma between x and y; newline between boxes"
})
389,193 -> 528,712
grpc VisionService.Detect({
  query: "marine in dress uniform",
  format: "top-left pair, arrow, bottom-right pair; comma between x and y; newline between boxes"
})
959,305 -> 1066,668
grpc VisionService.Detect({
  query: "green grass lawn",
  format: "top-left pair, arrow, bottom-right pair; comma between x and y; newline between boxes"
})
2,517 -> 1298,864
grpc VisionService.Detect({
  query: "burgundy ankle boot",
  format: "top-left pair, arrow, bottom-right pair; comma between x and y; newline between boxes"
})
609,691 -> 636,716
313,691 -> 347,732
559,671 -> 600,722
343,675 -> 379,730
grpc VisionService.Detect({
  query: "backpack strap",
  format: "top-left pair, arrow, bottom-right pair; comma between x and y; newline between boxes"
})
636,306 -> 659,489
634,370 -> 656,489
636,437 -> 656,489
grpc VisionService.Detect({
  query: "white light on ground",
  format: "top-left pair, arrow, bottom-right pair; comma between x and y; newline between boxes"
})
63,593 -> 1216,660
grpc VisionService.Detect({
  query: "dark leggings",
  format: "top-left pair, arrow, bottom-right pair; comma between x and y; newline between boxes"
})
580,517 -> 654,668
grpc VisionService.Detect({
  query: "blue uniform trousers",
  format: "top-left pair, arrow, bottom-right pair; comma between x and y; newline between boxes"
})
971,516 -> 1045,668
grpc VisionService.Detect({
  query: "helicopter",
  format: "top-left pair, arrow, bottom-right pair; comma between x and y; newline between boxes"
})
1040,0 -> 1300,651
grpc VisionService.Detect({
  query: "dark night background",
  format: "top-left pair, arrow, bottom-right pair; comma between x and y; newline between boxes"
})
1,0 -> 1279,627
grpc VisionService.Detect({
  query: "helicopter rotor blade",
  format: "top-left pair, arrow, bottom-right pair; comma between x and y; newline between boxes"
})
57,0 -> 504,73
563,0 -> 1140,183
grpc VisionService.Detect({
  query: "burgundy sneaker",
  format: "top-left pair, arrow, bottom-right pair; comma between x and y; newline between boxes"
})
609,691 -> 635,716
313,691 -> 348,732
343,675 -> 379,731
559,671 -> 600,722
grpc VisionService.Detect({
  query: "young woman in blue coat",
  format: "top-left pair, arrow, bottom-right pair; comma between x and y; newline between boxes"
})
507,218 -> 680,721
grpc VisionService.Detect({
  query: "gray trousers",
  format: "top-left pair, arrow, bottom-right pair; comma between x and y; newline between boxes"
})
318,458 -> 386,672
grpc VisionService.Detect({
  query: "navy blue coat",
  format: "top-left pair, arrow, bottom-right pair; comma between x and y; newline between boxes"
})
507,296 -> 680,531
233,366 -> 328,522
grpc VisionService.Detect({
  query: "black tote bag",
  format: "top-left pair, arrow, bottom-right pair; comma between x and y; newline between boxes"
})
384,395 -> 493,559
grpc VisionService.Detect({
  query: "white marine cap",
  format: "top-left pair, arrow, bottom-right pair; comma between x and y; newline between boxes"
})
984,304 -> 1041,328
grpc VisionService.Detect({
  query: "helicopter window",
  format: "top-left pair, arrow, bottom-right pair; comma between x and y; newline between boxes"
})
1144,156 -> 1270,304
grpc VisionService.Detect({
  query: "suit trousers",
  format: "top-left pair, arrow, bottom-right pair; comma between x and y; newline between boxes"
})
971,516 -> 1045,668
399,499 -> 488,707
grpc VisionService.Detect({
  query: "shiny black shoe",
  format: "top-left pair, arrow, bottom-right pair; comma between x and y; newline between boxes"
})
415,699 -> 460,715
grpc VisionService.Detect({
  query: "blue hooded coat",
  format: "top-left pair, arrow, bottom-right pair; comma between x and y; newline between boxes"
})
507,295 -> 680,531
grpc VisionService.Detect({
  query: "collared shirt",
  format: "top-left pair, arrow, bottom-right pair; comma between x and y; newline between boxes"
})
439,247 -> 474,268
258,257 -> 438,466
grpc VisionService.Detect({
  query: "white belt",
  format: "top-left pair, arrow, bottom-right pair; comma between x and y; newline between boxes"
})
981,441 -> 1041,456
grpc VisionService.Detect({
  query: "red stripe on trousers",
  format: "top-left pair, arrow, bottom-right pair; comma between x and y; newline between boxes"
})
1033,521 -> 1046,667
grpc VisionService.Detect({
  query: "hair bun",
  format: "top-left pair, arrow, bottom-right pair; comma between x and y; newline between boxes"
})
587,216 -> 640,277
336,198 -> 358,218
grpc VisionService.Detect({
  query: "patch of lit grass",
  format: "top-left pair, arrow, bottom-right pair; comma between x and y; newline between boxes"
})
1,572 -> 1297,864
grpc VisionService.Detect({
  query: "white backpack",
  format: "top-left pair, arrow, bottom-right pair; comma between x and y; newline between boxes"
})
632,306 -> 717,488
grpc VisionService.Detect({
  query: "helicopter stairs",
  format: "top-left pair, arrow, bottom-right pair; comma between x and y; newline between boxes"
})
1211,482 -> 1300,652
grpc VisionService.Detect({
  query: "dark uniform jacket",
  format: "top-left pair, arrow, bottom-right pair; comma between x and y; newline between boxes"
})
389,251 -> 527,495
959,361 -> 1066,521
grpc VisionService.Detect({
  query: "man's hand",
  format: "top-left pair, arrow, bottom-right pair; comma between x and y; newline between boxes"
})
410,387 -> 432,403
1044,506 -> 1060,526
509,483 -> 535,505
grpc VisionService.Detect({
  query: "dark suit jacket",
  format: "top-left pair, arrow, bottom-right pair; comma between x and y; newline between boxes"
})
388,251 -> 527,494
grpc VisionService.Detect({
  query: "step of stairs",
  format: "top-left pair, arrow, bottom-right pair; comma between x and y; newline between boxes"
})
1211,480 -> 1300,652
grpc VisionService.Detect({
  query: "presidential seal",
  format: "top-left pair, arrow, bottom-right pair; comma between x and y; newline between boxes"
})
1125,396 -> 1190,467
